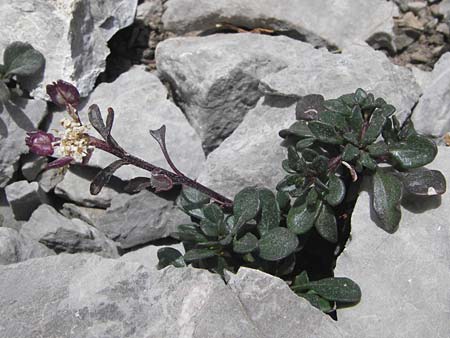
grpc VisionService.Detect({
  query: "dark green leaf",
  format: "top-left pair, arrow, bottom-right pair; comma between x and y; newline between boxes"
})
343,132 -> 359,145
362,110 -> 386,145
287,202 -> 317,235
293,271 -> 310,286
303,293 -> 334,312
184,248 -> 217,262
318,110 -> 347,131
306,188 -> 319,207
172,224 -> 208,242
258,188 -> 280,235
378,104 -> 396,117
182,186 -> 210,206
0,80 -> 10,102
398,168 -> 446,196
308,121 -> 342,144
3,42 -> 45,77
326,175 -> 346,206
276,191 -> 291,210
279,121 -> 313,139
288,146 -> 306,172
389,135 -> 437,170
302,148 -> 319,162
372,170 -> 403,233
323,99 -> 352,115
367,142 -> 388,157
258,227 -> 299,261
359,152 -> 377,171
315,204 -> 338,243
157,247 -> 186,269
233,187 -> 260,227
276,174 -> 304,193
200,219 -> 219,237
354,88 -> 368,104
276,254 -> 297,276
296,138 -> 315,149
233,233 -> 258,254
348,105 -> 363,134
342,144 -> 360,162
311,155 -> 329,175
203,204 -> 224,224
304,277 -> 361,303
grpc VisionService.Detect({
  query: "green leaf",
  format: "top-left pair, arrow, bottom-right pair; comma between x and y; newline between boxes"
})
378,104 -> 396,117
0,80 -> 10,102
359,152 -> 377,171
279,121 -> 313,139
342,144 -> 360,162
276,191 -> 290,210
171,224 -> 208,242
326,175 -> 346,206
288,146 -> 306,172
397,168 -> 446,196
3,42 -> 45,77
354,88 -> 368,104
302,148 -> 319,162
258,188 -> 280,235
348,105 -> 363,135
372,170 -> 403,233
318,110 -> 347,131
389,135 -> 437,170
308,121 -> 342,144
296,138 -> 315,150
315,204 -> 338,243
306,188 -> 319,207
157,247 -> 186,269
367,142 -> 388,157
184,248 -> 217,262
200,219 -> 219,237
233,187 -> 260,227
303,277 -> 362,303
287,202 -> 317,235
233,233 -> 258,254
293,271 -> 310,286
181,186 -> 210,206
300,292 -> 334,313
362,110 -> 386,145
323,99 -> 352,115
311,155 -> 329,175
203,204 -> 224,224
258,227 -> 299,261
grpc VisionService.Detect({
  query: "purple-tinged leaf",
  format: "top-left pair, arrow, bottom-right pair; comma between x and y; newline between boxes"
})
150,125 -> 184,176
25,131 -> 57,156
150,170 -> 174,192
88,104 -> 121,149
46,80 -> 80,107
124,177 -> 153,193
90,160 -> 127,195
46,156 -> 73,169
106,107 -> 114,134
396,168 -> 446,196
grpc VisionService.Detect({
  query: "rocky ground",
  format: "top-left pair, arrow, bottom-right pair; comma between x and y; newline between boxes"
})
0,0 -> 449,337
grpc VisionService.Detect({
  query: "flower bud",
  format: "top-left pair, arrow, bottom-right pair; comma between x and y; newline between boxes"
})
46,80 -> 80,108
25,131 -> 57,156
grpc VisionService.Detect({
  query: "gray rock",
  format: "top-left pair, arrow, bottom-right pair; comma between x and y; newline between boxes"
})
439,0 -> 450,18
36,166 -> 65,193
120,242 -> 184,270
0,254 -> 344,337
20,205 -> 119,258
335,147 -> 450,338
0,98 -> 47,187
197,96 -> 294,198
163,0 -> 397,49
21,153 -> 47,181
96,190 -> 191,249
228,268 -> 348,338
0,0 -> 138,98
54,166 -> 121,208
0,189 -> 24,231
137,0 -> 163,28
260,43 -> 420,123
60,203 -> 105,226
5,180 -> 49,221
411,66 -> 433,92
156,34 -> 305,151
412,52 -> 450,139
0,227 -> 54,265
76,66 -> 205,180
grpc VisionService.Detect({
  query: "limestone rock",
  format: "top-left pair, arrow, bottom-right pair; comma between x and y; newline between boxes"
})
54,166 -> 121,208
0,189 -> 24,231
0,0 -> 138,98
20,205 -> 119,257
0,227 -> 54,265
0,98 -> 47,187
412,52 -> 450,139
5,180 -> 49,220
60,203 -> 105,226
163,0 -> 398,49
96,190 -> 191,249
335,147 -> 450,338
0,254 -> 345,337
76,66 -> 205,180
21,153 -> 47,181
120,242 -> 184,270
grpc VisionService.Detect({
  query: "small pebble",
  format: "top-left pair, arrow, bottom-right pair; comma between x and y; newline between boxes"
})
408,1 -> 427,13
436,22 -> 450,36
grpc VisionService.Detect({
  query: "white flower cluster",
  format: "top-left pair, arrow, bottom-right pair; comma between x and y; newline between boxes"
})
54,118 -> 93,162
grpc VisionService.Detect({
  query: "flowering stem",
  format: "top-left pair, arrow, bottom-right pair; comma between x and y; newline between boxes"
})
89,136 -> 233,208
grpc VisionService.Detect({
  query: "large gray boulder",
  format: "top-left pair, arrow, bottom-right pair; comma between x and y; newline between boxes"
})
0,0 -> 138,98
5,180 -> 49,220
163,0 -> 397,49
95,190 -> 191,249
20,205 -> 119,258
75,66 -> 205,180
335,147 -> 450,338
412,52 -> 450,140
157,34 -> 419,153
0,227 -> 54,265
0,98 -> 47,187
0,254 -> 345,337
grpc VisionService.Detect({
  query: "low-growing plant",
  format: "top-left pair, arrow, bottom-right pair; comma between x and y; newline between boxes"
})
26,82 -> 446,315
0,41 -> 45,102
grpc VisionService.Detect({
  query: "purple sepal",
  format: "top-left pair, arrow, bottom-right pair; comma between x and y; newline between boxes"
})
46,80 -> 80,108
151,170 -> 174,192
46,156 -> 73,169
25,131 -> 57,156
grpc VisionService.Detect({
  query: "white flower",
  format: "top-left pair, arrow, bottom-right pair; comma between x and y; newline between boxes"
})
53,118 -> 93,162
